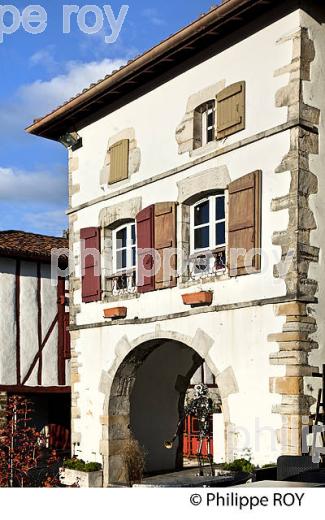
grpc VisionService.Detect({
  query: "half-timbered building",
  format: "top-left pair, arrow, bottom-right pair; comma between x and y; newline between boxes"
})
0,231 -> 71,451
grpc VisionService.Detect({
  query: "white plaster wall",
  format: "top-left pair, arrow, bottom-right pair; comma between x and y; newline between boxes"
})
73,131 -> 291,327
0,258 -> 17,384
70,10 -> 299,208
75,304 -> 284,466
20,261 -> 38,385
301,9 -> 325,404
41,263 -> 58,386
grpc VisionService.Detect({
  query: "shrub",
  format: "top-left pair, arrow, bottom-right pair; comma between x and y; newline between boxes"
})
0,395 -> 61,487
222,458 -> 255,474
63,458 -> 102,472
122,438 -> 145,486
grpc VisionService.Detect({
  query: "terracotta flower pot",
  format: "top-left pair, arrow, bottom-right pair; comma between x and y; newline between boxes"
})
103,306 -> 127,319
182,291 -> 213,306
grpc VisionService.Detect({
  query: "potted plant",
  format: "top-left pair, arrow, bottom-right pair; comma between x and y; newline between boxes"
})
60,458 -> 103,488
182,290 -> 213,307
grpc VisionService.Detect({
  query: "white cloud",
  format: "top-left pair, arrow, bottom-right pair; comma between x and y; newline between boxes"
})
20,58 -> 126,115
29,46 -> 58,72
0,166 -> 66,204
0,57 -> 127,139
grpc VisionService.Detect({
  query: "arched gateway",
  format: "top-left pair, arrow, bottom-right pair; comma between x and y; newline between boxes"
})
100,330 -> 232,486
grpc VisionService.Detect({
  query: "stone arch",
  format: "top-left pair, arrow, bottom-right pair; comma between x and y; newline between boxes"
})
99,328 -> 236,486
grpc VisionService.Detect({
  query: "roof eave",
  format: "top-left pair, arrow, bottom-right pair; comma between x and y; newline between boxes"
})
25,0 -> 279,140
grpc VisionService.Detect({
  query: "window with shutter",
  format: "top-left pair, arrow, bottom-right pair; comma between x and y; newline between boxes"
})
80,227 -> 102,302
136,206 -> 155,293
109,139 -> 129,184
154,202 -> 177,290
228,170 -> 261,277
216,81 -> 245,140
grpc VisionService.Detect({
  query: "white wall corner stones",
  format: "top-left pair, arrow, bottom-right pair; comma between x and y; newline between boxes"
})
100,128 -> 141,188
269,25 -> 321,456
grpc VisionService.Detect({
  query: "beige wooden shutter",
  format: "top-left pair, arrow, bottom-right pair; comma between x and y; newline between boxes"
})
228,170 -> 261,277
154,202 -> 177,290
216,81 -> 245,139
109,139 -> 129,184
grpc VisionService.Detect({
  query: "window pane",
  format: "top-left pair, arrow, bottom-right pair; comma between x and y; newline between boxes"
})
194,226 -> 209,250
194,201 -> 209,226
131,224 -> 136,245
207,128 -> 214,143
116,249 -> 127,270
132,246 -> 136,267
207,110 -> 214,128
216,222 -> 225,246
116,227 -> 127,249
216,196 -> 225,221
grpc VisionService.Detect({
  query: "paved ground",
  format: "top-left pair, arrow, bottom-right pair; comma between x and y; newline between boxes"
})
134,466 -> 251,487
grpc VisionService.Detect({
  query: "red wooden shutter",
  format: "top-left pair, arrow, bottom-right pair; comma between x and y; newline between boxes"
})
80,227 -> 102,302
154,202 -> 177,290
228,170 -> 262,276
136,206 -> 155,293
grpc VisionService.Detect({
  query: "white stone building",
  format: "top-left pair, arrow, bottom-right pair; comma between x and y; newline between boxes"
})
0,231 -> 71,448
27,0 -> 325,485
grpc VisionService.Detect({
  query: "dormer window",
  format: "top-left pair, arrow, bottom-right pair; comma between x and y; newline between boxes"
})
194,101 -> 215,149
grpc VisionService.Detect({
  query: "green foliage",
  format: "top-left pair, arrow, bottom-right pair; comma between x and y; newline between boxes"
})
261,463 -> 277,469
222,458 -> 255,474
63,458 -> 102,472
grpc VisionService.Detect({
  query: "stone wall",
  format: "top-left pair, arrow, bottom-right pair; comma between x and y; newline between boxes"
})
269,27 -> 320,455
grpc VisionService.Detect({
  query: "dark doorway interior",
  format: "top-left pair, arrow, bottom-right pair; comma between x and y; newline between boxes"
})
8,392 -> 71,454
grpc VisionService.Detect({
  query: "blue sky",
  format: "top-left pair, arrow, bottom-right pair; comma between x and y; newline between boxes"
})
0,0 -> 218,236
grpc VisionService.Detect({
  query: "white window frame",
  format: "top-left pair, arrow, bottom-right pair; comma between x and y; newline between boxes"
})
112,222 -> 136,274
194,100 -> 215,149
201,101 -> 215,146
189,192 -> 227,278
190,193 -> 226,254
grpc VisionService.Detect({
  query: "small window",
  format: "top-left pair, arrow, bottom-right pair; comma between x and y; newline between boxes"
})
190,193 -> 226,277
109,139 -> 129,184
194,101 -> 215,149
111,222 -> 137,295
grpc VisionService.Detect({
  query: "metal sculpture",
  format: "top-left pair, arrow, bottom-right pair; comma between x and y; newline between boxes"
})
164,383 -> 215,477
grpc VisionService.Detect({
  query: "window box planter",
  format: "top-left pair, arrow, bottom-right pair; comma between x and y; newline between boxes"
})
182,291 -> 213,307
60,467 -> 103,488
103,306 -> 127,319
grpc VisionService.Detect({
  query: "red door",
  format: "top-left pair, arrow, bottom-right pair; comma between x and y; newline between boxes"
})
183,415 -> 213,459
